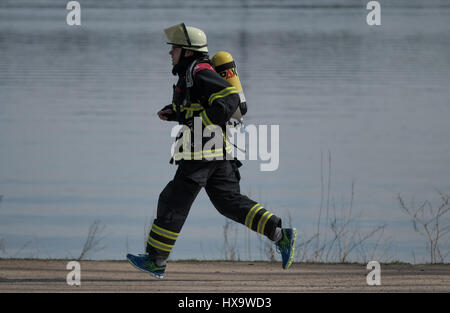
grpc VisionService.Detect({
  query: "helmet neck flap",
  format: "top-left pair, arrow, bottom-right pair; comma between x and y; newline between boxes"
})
172,49 -> 209,76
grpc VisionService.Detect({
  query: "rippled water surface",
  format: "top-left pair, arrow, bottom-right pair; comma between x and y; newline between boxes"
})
1,0 -> 450,262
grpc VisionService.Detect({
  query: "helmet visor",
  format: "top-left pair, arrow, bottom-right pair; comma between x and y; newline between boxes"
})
164,23 -> 207,51
164,23 -> 191,47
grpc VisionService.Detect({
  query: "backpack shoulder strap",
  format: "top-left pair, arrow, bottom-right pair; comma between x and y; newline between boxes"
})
192,62 -> 215,78
186,60 -> 215,88
185,60 -> 197,88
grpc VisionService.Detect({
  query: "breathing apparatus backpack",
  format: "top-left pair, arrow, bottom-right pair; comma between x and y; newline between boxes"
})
212,51 -> 247,125
184,51 -> 247,126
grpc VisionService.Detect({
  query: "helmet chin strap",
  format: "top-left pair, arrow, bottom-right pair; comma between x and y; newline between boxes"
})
179,48 -> 187,63
172,48 -> 200,76
172,48 -> 187,75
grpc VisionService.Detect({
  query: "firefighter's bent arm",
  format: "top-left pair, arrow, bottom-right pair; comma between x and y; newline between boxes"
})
194,70 -> 240,127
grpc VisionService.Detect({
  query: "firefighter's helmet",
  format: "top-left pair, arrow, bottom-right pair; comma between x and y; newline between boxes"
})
164,23 -> 208,53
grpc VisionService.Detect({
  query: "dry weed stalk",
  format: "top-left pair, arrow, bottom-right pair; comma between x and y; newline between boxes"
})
398,190 -> 450,263
78,219 -> 106,260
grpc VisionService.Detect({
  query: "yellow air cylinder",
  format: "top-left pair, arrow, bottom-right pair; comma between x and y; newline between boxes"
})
212,51 -> 247,120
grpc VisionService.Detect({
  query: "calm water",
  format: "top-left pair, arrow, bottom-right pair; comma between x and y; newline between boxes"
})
1,0 -> 450,262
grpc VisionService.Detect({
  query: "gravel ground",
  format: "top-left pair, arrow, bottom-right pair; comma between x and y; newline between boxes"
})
0,259 -> 449,293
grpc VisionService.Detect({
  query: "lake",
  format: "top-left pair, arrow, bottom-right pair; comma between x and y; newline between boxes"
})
1,0 -> 449,263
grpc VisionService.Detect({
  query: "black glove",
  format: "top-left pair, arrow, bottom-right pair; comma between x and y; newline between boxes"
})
157,105 -> 176,121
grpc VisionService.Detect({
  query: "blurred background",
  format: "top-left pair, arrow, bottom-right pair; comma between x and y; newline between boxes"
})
1,0 -> 449,263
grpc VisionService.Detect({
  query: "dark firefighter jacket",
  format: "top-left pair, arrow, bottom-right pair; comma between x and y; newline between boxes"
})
161,58 -> 240,162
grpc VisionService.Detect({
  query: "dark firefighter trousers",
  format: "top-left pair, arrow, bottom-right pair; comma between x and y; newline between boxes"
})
146,159 -> 282,259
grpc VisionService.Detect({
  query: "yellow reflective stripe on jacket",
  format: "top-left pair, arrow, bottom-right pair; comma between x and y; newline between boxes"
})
200,110 -> 214,127
152,224 -> 179,241
173,119 -> 232,160
199,152 -> 224,159
178,148 -> 223,156
147,237 -> 173,252
225,142 -> 232,154
173,102 -> 203,113
174,153 -> 223,161
222,132 -> 232,154
208,87 -> 238,106
185,103 -> 204,111
178,150 -> 223,157
171,102 -> 181,112
174,150 -> 224,160
180,121 -> 230,152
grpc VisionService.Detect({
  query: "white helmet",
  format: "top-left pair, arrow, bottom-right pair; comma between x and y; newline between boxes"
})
164,23 -> 208,53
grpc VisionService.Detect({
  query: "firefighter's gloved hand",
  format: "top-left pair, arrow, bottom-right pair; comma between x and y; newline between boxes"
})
158,107 -> 176,121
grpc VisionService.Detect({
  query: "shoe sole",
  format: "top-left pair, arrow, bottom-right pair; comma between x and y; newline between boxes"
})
126,255 -> 164,279
284,228 -> 297,270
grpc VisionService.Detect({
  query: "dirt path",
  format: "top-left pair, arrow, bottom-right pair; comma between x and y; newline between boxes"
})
0,259 -> 449,293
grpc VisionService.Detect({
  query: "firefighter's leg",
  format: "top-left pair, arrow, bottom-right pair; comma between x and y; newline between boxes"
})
205,160 -> 282,241
146,163 -> 204,264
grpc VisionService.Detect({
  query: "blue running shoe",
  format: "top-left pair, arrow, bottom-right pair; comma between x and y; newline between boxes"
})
275,228 -> 297,269
126,253 -> 166,279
